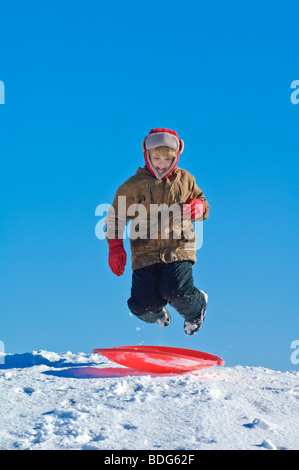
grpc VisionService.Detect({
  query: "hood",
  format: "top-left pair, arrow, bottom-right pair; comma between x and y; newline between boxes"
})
142,128 -> 184,179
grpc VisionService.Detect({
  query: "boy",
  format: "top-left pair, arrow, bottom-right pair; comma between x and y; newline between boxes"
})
105,128 -> 209,335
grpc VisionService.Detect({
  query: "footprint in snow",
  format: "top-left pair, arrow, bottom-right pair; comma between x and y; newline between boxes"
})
243,418 -> 270,430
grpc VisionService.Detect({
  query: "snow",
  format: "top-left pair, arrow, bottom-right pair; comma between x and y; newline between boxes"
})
1,350 -> 299,450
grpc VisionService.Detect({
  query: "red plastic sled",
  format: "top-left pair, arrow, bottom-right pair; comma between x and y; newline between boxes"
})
93,345 -> 224,374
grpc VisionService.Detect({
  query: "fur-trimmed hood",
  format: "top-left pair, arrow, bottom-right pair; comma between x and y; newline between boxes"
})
142,128 -> 184,179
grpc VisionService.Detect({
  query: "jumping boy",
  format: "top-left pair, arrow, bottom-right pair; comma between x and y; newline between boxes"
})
105,128 -> 209,335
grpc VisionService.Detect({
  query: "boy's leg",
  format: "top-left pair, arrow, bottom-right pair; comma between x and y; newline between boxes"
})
158,261 -> 207,325
127,264 -> 167,323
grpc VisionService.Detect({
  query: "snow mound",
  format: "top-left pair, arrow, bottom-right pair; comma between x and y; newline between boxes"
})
0,351 -> 299,450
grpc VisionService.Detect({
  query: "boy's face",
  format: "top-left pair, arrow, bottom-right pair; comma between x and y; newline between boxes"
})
149,152 -> 174,176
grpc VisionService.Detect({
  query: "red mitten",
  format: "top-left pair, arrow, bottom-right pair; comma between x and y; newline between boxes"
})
108,239 -> 127,276
182,198 -> 206,220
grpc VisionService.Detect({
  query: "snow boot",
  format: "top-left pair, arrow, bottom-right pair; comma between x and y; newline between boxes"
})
184,291 -> 208,335
156,307 -> 171,327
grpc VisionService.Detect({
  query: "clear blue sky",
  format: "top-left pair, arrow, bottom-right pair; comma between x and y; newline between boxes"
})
1,0 -> 298,372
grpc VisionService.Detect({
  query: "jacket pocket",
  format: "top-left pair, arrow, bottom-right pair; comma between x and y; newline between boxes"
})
130,238 -> 157,253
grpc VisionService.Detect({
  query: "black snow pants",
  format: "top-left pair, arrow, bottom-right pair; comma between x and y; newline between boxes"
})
127,261 -> 206,324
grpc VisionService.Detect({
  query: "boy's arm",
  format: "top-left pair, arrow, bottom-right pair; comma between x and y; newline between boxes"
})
191,180 -> 209,220
182,176 -> 209,221
105,182 -> 134,241
105,182 -> 134,276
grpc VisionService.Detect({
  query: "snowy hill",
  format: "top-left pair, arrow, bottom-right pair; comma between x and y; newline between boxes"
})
1,350 -> 299,450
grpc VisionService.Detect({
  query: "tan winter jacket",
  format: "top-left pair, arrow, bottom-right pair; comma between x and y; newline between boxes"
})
105,166 -> 209,270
